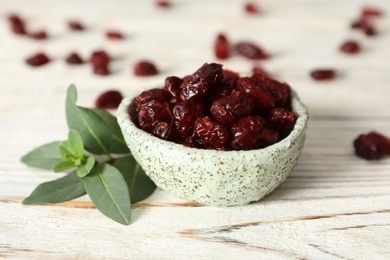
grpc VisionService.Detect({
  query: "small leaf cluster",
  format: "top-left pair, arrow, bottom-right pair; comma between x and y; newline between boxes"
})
21,84 -> 156,225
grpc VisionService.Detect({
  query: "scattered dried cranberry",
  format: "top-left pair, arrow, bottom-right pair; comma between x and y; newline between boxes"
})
214,33 -> 230,59
26,52 -> 50,67
231,116 -> 264,150
195,116 -> 231,149
95,90 -> 123,109
310,69 -> 336,80
66,52 -> 84,64
235,41 -> 269,60
133,61 -> 159,76
361,6 -> 383,17
106,30 -> 124,40
68,20 -> 85,31
135,88 -> 170,106
354,132 -> 390,160
91,50 -> 110,66
245,2 -> 260,14
156,0 -> 171,8
8,14 -> 26,35
173,100 -> 204,139
28,30 -> 47,40
340,40 -> 361,54
137,100 -> 172,133
93,64 -> 110,76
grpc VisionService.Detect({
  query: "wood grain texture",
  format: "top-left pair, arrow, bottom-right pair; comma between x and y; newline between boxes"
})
1,0 -> 390,259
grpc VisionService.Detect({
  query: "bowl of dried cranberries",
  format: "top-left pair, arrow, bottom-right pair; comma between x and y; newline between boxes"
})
117,63 -> 308,206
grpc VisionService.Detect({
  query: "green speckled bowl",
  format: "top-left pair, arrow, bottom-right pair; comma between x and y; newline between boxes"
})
117,89 -> 308,206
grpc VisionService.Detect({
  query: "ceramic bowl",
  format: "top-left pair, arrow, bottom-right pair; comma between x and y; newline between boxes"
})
117,89 -> 308,206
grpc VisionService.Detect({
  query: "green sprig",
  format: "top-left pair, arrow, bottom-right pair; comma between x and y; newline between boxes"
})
21,84 -> 156,225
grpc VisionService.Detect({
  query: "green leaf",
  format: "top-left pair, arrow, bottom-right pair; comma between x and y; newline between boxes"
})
53,160 -> 76,173
77,156 -> 95,177
21,141 -> 63,170
23,172 -> 86,205
58,141 -> 72,160
84,163 -> 131,225
91,109 -> 130,154
114,157 -> 156,203
65,85 -> 112,155
68,129 -> 84,159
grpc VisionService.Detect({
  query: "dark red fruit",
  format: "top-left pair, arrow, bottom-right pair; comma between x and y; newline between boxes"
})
268,108 -> 296,133
137,100 -> 172,133
66,52 -> 83,64
26,52 -> 50,67
93,64 -> 110,76
361,6 -> 383,17
95,90 -> 123,109
28,30 -> 47,40
340,40 -> 361,54
91,50 -> 110,66
213,71 -> 239,99
68,20 -> 84,31
350,17 -> 377,36
180,63 -> 224,101
214,33 -> 230,59
257,127 -> 279,148
245,2 -> 259,14
195,117 -> 231,149
310,69 -> 336,80
8,14 -> 26,35
135,88 -> 170,106
106,30 -> 124,40
210,90 -> 254,126
133,61 -> 158,76
163,76 -> 183,104
236,77 -> 275,114
231,116 -> 264,150
235,41 -> 269,60
252,65 -> 270,78
156,0 -> 171,8
251,73 -> 291,108
173,100 -> 204,139
152,122 -> 177,141
354,132 -> 390,160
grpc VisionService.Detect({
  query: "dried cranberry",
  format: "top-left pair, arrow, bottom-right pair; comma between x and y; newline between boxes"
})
354,132 -> 390,160
214,33 -> 230,59
252,65 -> 270,78
213,70 -> 239,99
267,108 -> 296,134
173,100 -> 204,139
68,20 -> 84,31
310,69 -> 336,80
180,63 -> 223,101
245,2 -> 260,14
163,76 -> 183,104
137,100 -> 172,133
95,90 -> 123,109
236,77 -> 275,114
231,116 -> 264,150
362,23 -> 376,36
8,14 -> 26,35
257,127 -> 279,148
106,30 -> 124,40
156,0 -> 171,8
194,116 -> 231,149
350,17 -> 376,36
210,90 -> 254,126
133,61 -> 158,76
361,6 -> 383,17
93,64 -> 110,76
28,30 -> 47,40
91,50 -> 110,66
235,41 -> 269,60
135,88 -> 170,106
26,52 -> 50,67
223,69 -> 240,79
340,40 -> 361,54
251,73 -> 291,108
152,122 -> 177,141
66,52 -> 84,64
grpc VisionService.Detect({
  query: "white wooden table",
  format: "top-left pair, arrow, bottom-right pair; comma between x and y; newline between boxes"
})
1,0 -> 390,258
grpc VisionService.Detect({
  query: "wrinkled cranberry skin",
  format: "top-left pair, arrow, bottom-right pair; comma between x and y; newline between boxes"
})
163,76 -> 183,104
26,53 -> 50,67
137,100 -> 172,133
268,108 -> 296,134
95,90 -> 123,109
66,52 -> 83,64
235,42 -> 269,60
152,122 -> 177,141
236,77 -> 275,114
258,127 -> 279,148
134,61 -> 159,76
135,88 -> 170,106
195,117 -> 231,149
231,116 -> 264,150
180,63 -> 224,101
354,132 -> 390,160
68,20 -> 84,31
173,100 -> 204,139
28,31 -> 47,40
245,2 -> 259,14
213,72 -> 238,99
340,40 -> 361,54
214,34 -> 230,59
106,30 -> 124,40
8,14 -> 26,35
91,50 -> 110,66
251,73 -> 291,107
210,90 -> 254,126
310,69 -> 336,80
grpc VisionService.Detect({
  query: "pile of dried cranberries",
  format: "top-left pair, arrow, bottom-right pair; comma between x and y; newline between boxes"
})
132,63 -> 297,151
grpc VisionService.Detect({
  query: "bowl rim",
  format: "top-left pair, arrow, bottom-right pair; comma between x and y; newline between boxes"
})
117,88 -> 308,156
